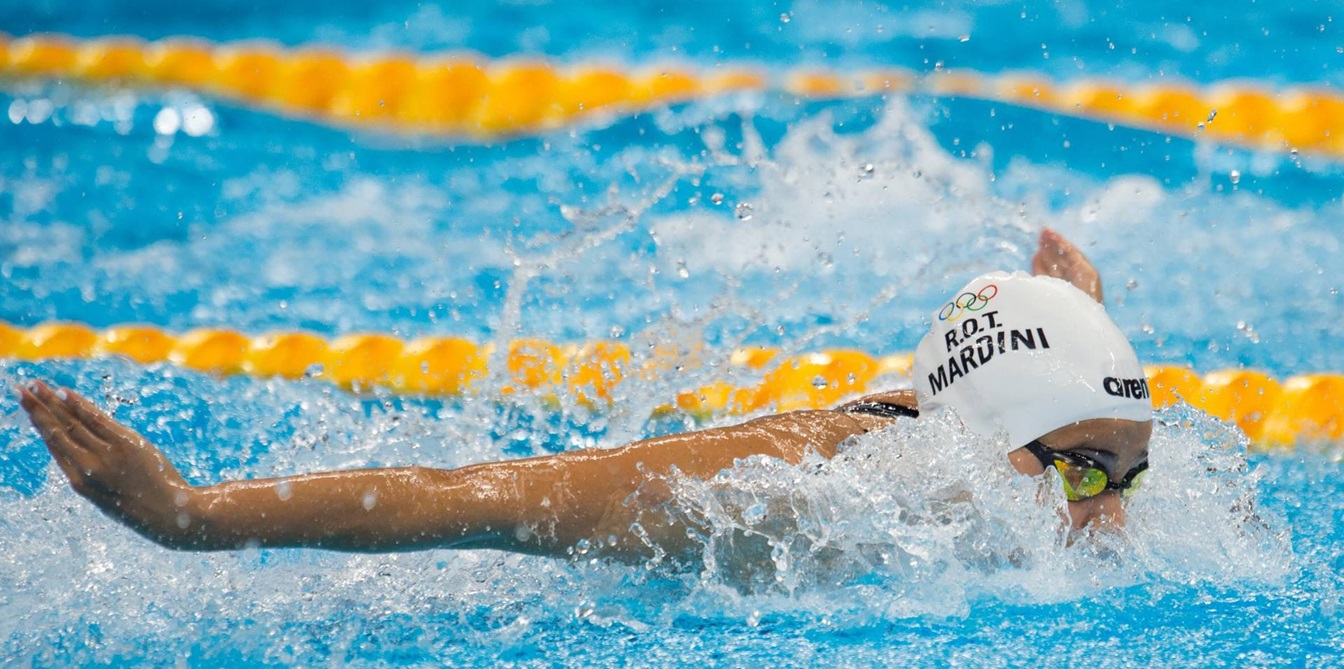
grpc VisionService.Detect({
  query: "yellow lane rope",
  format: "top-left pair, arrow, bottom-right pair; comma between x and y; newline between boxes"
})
2,32 -> 1341,153
2,321 -> 1339,448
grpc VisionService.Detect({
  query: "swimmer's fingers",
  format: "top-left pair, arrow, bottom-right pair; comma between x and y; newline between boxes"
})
58,384 -> 146,452
32,382 -> 114,454
17,384 -> 112,497
1032,228 -> 1103,302
56,382 -> 189,490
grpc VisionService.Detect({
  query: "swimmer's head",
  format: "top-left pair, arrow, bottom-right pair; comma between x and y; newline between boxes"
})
912,271 -> 1153,449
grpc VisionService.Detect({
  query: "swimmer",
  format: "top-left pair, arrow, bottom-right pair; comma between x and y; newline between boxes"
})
16,228 -> 1152,562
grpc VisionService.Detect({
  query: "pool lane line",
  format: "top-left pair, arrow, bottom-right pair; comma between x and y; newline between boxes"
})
1,32 -> 1341,155
1,321 -> 1339,448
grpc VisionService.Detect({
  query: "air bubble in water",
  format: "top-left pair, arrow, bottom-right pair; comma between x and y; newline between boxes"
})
743,502 -> 766,525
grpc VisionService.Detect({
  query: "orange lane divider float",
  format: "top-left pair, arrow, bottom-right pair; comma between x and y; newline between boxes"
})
3,321 -> 1341,448
2,32 -> 1343,154
0,32 -> 765,138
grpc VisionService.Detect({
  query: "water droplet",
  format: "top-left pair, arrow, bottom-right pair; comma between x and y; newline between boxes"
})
176,512 -> 191,529
181,103 -> 215,137
676,260 -> 690,279
710,192 -> 724,205
1206,109 -> 1218,123
362,490 -> 378,510
152,108 -> 181,136
575,601 -> 595,618
743,502 -> 766,525
275,481 -> 293,501
8,100 -> 27,125
779,12 -> 791,23
735,202 -> 754,220
1229,170 -> 1241,185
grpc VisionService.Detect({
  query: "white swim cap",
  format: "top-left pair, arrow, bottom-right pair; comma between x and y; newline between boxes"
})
912,271 -> 1153,448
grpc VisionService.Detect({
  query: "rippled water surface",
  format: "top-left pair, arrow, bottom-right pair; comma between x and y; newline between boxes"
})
3,1 -> 1343,666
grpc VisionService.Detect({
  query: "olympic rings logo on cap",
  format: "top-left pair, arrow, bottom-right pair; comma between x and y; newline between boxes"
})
937,284 -> 998,322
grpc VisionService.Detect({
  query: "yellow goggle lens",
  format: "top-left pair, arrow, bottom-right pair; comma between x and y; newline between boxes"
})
1122,469 -> 1148,498
1052,460 -> 1109,501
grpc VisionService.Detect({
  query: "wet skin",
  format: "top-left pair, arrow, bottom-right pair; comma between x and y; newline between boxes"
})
1007,419 -> 1153,532
15,227 -> 1149,558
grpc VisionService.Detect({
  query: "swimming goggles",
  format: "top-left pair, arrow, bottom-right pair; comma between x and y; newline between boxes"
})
1023,440 -> 1148,502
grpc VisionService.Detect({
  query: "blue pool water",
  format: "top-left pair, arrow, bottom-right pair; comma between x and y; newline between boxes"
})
2,1 -> 1343,666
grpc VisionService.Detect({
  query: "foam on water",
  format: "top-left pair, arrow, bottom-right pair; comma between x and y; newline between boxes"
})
673,403 -> 1289,609
0,365 -> 1294,664
2,89 -> 1340,366
0,90 -> 1335,664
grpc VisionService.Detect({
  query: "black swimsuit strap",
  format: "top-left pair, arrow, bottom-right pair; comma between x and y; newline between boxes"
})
840,401 -> 919,420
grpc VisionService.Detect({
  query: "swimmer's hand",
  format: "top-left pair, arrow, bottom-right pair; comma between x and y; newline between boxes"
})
1032,227 -> 1103,303
17,381 -> 194,546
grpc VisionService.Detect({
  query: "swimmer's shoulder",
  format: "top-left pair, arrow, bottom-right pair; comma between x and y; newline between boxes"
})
832,389 -> 919,433
835,389 -> 919,416
701,389 -> 919,462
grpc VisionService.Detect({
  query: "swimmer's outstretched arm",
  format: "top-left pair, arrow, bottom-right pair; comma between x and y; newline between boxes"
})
17,380 -> 601,554
18,380 -> 859,556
